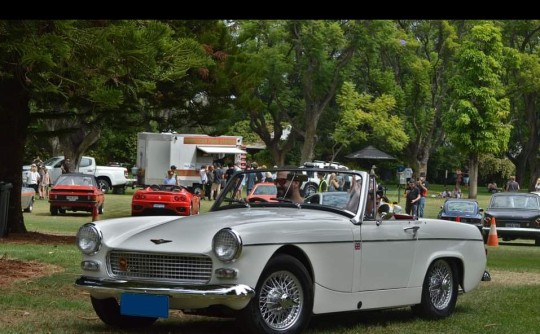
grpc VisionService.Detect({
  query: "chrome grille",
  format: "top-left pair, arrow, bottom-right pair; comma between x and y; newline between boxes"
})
108,251 -> 212,284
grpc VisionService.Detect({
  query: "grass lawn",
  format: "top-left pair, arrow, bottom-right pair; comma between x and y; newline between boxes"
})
0,185 -> 538,333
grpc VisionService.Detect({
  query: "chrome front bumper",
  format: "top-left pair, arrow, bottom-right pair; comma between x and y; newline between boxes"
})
75,276 -> 255,310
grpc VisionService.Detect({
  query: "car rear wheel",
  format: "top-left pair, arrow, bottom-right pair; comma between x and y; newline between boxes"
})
91,296 -> 157,328
237,254 -> 313,334
50,206 -> 58,215
412,259 -> 458,319
24,199 -> 34,213
97,178 -> 111,193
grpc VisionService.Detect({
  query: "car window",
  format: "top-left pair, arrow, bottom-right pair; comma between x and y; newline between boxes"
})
447,201 -> 476,213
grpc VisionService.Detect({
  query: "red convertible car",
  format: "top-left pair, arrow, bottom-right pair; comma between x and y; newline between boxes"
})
131,184 -> 201,216
49,173 -> 105,215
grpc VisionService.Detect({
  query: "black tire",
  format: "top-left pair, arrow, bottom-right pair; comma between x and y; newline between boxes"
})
97,178 -> 111,193
237,254 -> 313,334
59,208 -> 66,214
24,198 -> 34,213
535,238 -> 540,246
50,206 -> 58,215
91,296 -> 157,329
303,183 -> 318,197
98,203 -> 104,214
412,259 -> 458,319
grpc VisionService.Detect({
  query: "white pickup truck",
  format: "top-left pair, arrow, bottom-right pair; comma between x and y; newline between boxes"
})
23,156 -> 129,194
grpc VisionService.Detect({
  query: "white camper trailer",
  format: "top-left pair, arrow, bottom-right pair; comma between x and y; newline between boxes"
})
136,133 -> 246,192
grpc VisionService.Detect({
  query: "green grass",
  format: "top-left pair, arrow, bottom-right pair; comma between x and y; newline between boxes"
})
1,185 -> 538,333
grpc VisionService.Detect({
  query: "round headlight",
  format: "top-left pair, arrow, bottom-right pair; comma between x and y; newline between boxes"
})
76,223 -> 102,255
212,228 -> 242,262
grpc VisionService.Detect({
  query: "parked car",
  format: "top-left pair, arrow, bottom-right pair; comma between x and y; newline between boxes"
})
49,173 -> 104,215
21,186 -> 35,213
483,192 -> 540,245
304,191 -> 349,208
437,198 -> 484,227
75,168 -> 487,333
131,184 -> 200,216
245,182 -> 277,202
23,155 -> 128,194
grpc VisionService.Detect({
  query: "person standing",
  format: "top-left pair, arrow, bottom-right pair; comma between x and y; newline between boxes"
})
40,167 -> 51,199
317,172 -> 328,192
417,177 -> 429,218
505,176 -> 520,192
206,165 -> 214,200
199,165 -> 207,199
163,170 -> 177,185
405,180 -> 421,218
27,164 -> 40,193
535,178 -> 540,192
170,165 -> 180,185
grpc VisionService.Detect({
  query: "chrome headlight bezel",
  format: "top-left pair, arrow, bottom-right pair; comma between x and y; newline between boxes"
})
212,228 -> 242,263
76,223 -> 102,255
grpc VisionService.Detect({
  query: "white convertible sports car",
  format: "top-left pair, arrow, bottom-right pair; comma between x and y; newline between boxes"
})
75,168 -> 487,333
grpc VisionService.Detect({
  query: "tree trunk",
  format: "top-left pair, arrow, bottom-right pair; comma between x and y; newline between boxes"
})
0,76 -> 31,236
468,153 -> 479,199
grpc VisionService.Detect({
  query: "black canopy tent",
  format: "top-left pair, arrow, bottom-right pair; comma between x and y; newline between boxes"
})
345,145 -> 397,161
346,145 -> 400,201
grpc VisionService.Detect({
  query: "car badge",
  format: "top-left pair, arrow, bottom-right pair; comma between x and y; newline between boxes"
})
118,257 -> 129,271
151,239 -> 172,245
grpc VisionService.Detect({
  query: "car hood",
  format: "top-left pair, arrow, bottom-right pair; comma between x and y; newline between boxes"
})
93,208 -> 352,253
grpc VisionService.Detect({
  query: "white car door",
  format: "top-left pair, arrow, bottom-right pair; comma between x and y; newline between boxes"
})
354,217 -> 419,291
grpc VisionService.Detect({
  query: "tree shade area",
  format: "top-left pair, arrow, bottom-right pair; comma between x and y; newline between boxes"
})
2,19 -> 540,235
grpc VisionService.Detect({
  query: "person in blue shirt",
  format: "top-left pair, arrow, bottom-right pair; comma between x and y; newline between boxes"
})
163,170 -> 177,185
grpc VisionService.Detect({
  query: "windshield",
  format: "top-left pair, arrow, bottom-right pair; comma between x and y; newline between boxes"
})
211,168 -> 368,217
490,195 -> 540,209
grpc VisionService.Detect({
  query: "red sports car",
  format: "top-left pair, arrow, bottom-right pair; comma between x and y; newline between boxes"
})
49,173 -> 105,215
131,184 -> 201,216
246,182 -> 277,202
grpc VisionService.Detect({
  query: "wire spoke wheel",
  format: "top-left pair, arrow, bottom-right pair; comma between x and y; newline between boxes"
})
258,270 -> 303,331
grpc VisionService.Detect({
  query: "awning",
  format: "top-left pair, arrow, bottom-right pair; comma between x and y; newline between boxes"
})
197,146 -> 247,154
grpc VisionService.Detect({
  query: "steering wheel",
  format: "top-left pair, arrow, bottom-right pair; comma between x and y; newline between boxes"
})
150,184 -> 161,191
248,197 -> 269,203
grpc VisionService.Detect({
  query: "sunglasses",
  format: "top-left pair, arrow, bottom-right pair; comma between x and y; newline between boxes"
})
274,178 -> 287,186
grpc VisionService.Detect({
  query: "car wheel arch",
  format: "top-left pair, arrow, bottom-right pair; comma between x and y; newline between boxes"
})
271,245 -> 315,282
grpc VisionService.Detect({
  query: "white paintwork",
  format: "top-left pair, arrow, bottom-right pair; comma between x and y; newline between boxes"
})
76,168 -> 487,317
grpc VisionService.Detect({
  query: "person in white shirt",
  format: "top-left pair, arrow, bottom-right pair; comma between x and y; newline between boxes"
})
27,164 -> 41,193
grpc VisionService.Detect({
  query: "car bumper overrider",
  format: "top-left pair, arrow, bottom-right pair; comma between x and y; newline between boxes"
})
75,276 -> 255,310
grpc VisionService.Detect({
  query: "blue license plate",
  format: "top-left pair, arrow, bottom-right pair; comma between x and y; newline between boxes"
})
120,294 -> 169,318
153,203 -> 165,208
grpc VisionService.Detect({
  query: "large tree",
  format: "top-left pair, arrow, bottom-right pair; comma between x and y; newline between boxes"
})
0,20 -> 208,236
444,22 -> 512,198
229,20 -> 364,166
501,20 -> 540,190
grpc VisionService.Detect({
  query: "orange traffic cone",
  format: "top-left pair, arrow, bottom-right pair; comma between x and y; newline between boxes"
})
487,217 -> 499,247
456,216 -> 461,223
